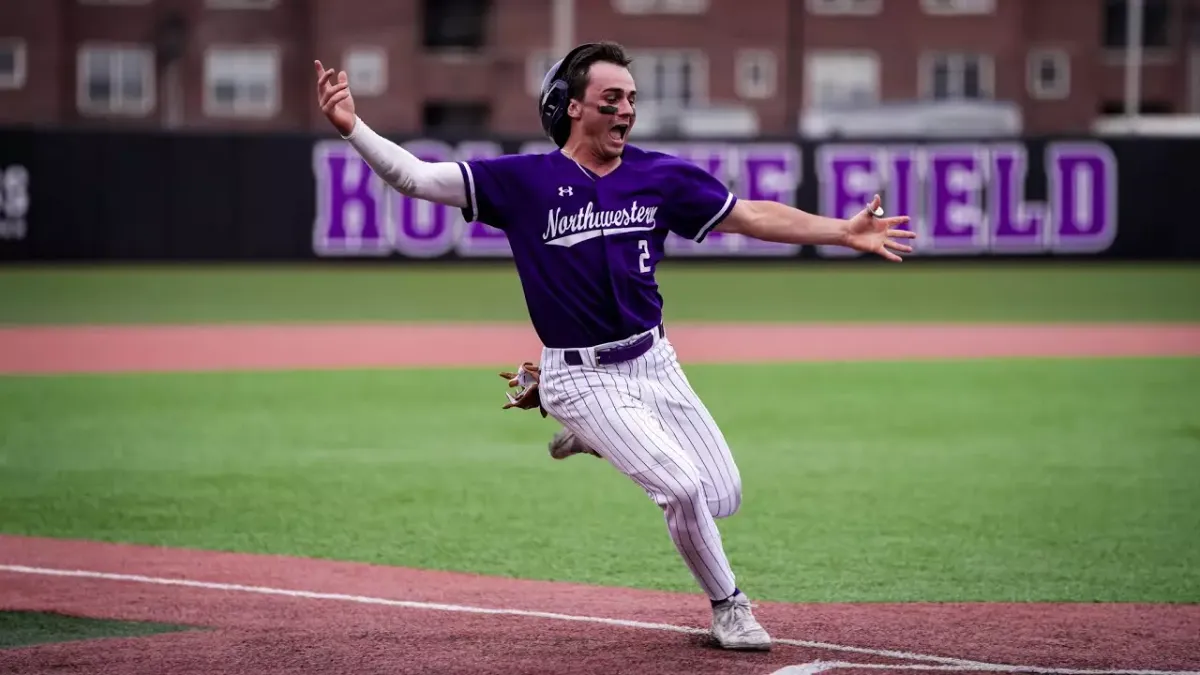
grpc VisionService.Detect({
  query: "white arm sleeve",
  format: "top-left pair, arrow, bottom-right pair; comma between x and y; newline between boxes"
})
341,116 -> 468,209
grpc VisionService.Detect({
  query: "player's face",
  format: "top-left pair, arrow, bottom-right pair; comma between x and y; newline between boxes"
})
572,62 -> 636,159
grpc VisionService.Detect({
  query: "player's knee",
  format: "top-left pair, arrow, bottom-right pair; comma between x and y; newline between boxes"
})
645,466 -> 705,514
710,476 -> 742,519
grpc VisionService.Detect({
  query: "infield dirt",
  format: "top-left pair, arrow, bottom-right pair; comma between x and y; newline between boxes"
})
0,322 -> 1198,374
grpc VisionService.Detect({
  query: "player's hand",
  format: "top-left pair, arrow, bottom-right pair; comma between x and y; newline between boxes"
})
843,194 -> 915,262
314,60 -> 356,137
498,362 -> 548,417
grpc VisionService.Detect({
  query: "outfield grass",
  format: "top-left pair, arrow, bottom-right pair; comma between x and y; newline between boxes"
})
0,262 -> 1196,324
1,358 -> 1197,603
0,611 -> 193,649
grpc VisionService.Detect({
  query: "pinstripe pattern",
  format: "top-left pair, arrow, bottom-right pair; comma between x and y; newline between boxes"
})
539,329 -> 742,601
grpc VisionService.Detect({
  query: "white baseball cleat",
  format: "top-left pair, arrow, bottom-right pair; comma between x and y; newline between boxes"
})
710,591 -> 772,651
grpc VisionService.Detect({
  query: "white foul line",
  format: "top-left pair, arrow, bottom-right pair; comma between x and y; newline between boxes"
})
0,564 -> 1195,675
772,663 -> 1200,675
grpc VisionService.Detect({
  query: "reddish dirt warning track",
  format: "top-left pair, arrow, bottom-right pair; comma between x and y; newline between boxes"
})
0,322 -> 1198,374
1,535 -> 1198,675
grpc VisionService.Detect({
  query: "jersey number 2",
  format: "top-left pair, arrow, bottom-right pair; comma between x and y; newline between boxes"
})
638,239 -> 651,273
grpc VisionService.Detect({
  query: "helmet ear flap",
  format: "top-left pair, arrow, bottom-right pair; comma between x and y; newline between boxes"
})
538,43 -> 598,148
539,78 -> 572,147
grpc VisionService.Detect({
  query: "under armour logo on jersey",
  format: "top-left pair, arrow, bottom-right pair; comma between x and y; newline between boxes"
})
558,186 -> 573,197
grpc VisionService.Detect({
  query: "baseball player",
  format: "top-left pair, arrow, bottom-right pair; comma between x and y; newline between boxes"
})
314,42 -> 913,652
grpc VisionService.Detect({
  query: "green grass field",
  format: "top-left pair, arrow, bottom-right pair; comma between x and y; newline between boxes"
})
0,262 -> 1197,324
2,358 -> 1197,603
0,611 -> 193,649
1,263 -> 1197,606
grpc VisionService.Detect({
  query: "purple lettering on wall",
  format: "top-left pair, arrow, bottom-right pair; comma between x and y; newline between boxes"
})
736,143 -> 803,256
455,141 -> 511,257
1048,142 -> 1118,253
312,141 -> 389,256
884,145 -> 920,237
816,144 -> 880,258
390,140 -> 456,258
664,143 -> 741,256
988,143 -> 1048,252
926,145 -> 987,254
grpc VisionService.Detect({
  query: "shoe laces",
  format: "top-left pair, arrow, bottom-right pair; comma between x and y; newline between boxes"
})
720,597 -> 758,633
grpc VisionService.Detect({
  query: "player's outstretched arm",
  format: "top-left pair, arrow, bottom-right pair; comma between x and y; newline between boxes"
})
717,194 -> 915,262
314,60 -> 467,209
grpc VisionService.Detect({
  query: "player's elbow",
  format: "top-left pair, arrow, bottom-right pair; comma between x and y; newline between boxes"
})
718,200 -> 770,237
378,163 -> 421,196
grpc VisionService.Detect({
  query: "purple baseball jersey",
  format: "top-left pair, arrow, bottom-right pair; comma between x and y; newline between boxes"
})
456,145 -> 737,349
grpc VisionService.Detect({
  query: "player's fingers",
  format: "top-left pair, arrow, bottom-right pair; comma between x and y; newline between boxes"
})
880,248 -> 903,262
323,90 -> 350,111
320,81 -> 348,102
887,227 -> 916,238
338,70 -> 348,84
316,66 -> 333,88
314,60 -> 324,78
884,239 -> 913,253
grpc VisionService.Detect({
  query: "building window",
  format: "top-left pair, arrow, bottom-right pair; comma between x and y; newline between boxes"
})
923,52 -> 993,100
806,0 -> 882,16
920,0 -> 994,14
204,47 -> 280,118
423,102 -> 490,135
423,0 -> 489,50
735,49 -> 777,100
628,50 -> 708,107
1027,49 -> 1070,100
1100,100 -> 1172,115
344,47 -> 387,97
805,51 -> 880,109
77,44 -> 155,116
0,39 -> 27,90
1103,0 -> 1170,49
205,0 -> 277,7
613,0 -> 709,13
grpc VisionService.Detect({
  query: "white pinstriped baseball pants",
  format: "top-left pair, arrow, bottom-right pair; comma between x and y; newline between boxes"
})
538,328 -> 742,601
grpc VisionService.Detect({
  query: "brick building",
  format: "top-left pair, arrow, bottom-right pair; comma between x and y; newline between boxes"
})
0,0 -> 1196,136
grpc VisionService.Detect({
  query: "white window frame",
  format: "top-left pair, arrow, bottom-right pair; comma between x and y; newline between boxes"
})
920,0 -> 995,15
0,38 -> 27,90
920,52 -> 994,100
1191,49 -> 1200,114
76,43 -> 156,116
1027,48 -> 1070,100
735,49 -> 777,100
628,50 -> 709,108
806,0 -> 882,16
203,45 -> 281,119
612,0 -> 709,14
343,47 -> 387,97
804,49 -> 881,109
205,0 -> 278,8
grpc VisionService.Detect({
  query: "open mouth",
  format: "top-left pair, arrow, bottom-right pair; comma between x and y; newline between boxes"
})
609,124 -> 629,142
